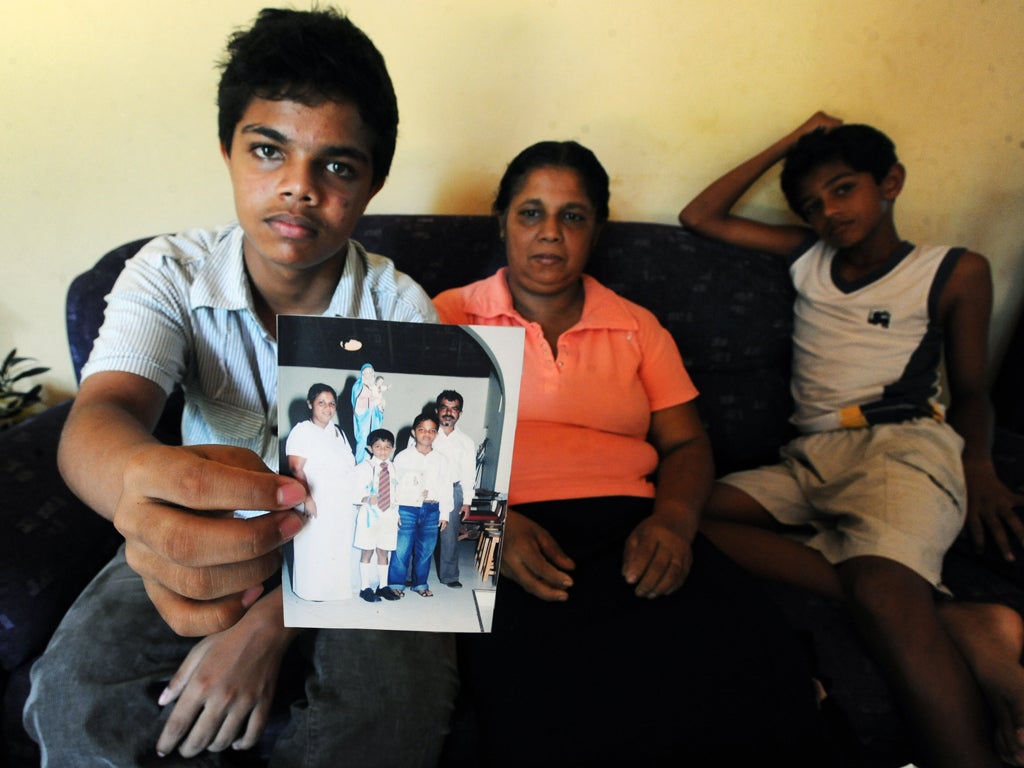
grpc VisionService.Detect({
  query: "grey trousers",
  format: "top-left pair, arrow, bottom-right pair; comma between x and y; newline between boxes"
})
24,545 -> 458,767
436,483 -> 464,584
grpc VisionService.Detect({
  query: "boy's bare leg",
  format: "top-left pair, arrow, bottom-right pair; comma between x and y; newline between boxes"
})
838,556 -> 1001,768
702,482 -> 845,598
705,482 -> 1014,767
939,601 -> 1024,766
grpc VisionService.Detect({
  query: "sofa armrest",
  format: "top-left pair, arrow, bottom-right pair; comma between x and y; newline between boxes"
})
0,401 -> 123,671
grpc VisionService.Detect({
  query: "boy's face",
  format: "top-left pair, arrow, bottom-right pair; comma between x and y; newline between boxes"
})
413,420 -> 438,451
794,160 -> 902,249
369,439 -> 394,462
222,97 -> 382,279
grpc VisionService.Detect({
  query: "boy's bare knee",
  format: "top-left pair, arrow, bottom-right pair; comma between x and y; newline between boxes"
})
941,600 -> 1024,644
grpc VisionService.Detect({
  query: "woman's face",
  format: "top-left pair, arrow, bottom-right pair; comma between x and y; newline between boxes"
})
500,166 -> 601,299
309,390 -> 337,427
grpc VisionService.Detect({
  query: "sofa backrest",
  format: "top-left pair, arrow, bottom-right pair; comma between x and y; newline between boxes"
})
66,214 -> 796,476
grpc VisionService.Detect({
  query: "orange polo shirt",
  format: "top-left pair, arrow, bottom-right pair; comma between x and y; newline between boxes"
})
433,269 -> 698,506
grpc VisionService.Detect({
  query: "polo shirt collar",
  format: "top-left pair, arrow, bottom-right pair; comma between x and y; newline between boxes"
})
474,267 -> 639,332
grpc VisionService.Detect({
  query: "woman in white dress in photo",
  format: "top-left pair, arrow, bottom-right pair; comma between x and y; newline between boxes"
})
286,383 -> 358,601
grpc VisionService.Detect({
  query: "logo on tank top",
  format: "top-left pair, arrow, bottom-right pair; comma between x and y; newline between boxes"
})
867,309 -> 891,329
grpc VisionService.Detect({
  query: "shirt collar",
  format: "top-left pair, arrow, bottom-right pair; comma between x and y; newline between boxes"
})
189,224 -> 250,311
188,224 -> 366,317
470,268 -> 639,332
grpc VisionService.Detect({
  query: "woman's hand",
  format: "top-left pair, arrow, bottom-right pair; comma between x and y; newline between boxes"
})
155,588 -> 300,758
623,514 -> 694,598
625,402 -> 711,598
287,455 -> 317,519
303,496 -> 318,519
499,509 -> 576,601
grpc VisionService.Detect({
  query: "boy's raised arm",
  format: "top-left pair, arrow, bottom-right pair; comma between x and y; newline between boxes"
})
58,371 -> 308,636
678,111 -> 841,257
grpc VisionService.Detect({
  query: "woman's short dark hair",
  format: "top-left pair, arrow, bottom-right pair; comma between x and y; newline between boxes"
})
306,382 -> 337,405
217,7 -> 399,188
781,124 -> 898,219
493,141 -> 610,224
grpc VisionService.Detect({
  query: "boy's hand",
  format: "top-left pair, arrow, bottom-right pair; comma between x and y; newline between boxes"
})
155,587 -> 298,758
963,459 -> 1024,561
678,111 -> 843,257
113,443 -> 307,637
499,509 -> 575,601
622,513 -> 694,598
793,111 -> 843,140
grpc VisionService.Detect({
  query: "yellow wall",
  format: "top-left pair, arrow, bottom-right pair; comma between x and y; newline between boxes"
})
4,0 -> 1023,401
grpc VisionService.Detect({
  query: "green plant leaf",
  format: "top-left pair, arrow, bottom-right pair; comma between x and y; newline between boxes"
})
0,349 -> 48,420
9,366 -> 50,383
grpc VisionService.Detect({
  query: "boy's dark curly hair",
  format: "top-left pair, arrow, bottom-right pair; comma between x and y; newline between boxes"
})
366,428 -> 395,447
781,124 -> 898,219
217,6 -> 398,188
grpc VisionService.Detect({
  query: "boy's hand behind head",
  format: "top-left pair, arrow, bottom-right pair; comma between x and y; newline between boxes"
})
795,111 -> 843,140
114,443 -> 307,636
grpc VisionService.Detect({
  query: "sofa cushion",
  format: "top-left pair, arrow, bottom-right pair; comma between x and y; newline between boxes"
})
0,402 -> 123,671
585,225 -> 797,476
66,237 -> 157,385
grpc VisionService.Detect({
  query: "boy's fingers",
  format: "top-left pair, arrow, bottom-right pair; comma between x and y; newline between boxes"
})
121,443 -> 307,519
118,503 -> 302,635
142,579 -> 254,637
117,505 -> 302,569
987,517 -> 1014,562
124,531 -> 283,599
966,514 -> 986,553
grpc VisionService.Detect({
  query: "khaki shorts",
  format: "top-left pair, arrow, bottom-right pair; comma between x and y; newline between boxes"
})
353,505 -> 400,551
720,419 -> 965,590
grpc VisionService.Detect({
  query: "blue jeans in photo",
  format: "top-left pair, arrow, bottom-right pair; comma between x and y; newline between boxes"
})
389,502 -> 440,591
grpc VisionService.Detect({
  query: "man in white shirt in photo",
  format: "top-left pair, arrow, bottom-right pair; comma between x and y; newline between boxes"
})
431,390 -> 477,588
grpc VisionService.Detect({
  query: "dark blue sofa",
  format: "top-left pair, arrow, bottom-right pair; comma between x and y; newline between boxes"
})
3,214 -> 1023,767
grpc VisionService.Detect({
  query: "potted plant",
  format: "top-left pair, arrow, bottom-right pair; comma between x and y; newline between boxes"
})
0,348 -> 50,430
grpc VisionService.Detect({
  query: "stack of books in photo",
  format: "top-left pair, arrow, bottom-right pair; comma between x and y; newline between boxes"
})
464,490 -> 504,522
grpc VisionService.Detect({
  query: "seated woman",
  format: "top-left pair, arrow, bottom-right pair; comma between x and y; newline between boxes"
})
433,141 -> 836,766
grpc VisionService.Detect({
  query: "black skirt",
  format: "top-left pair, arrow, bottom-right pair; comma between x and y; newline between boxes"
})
456,496 -> 835,767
